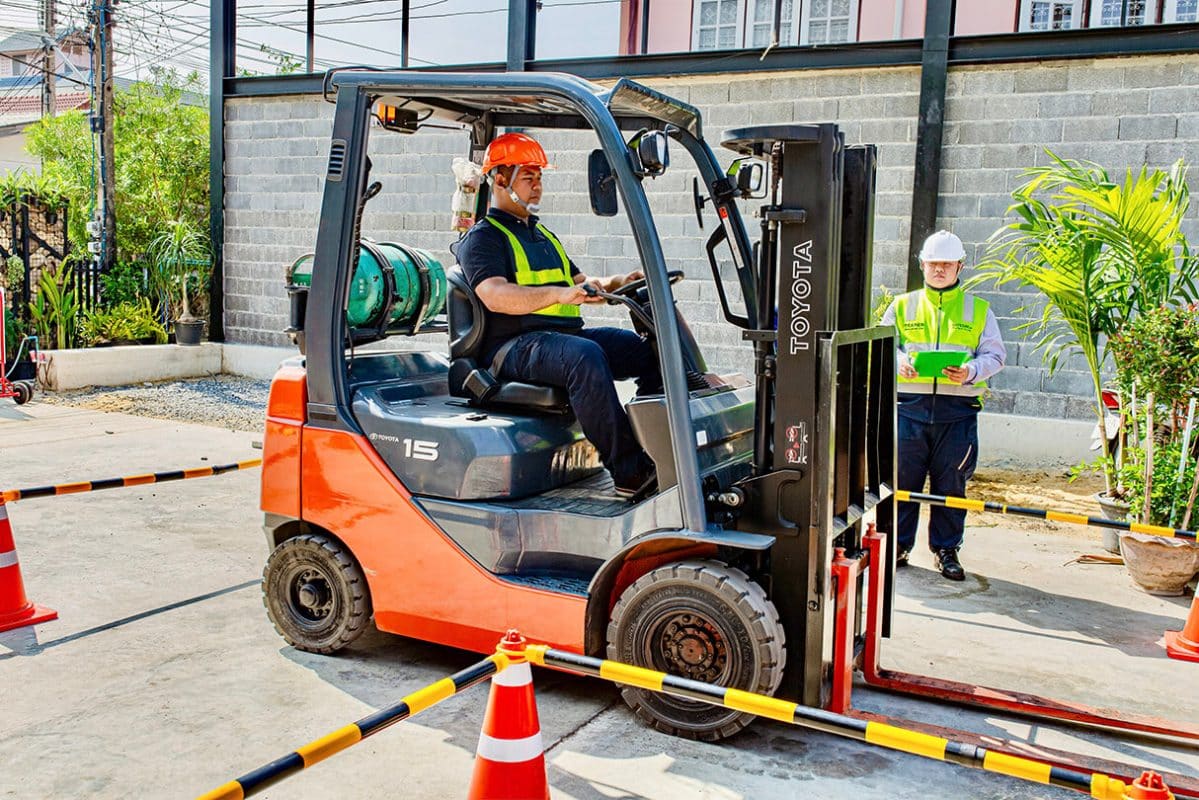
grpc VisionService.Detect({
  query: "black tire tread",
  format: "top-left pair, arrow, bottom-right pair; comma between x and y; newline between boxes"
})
262,533 -> 372,654
606,559 -> 786,741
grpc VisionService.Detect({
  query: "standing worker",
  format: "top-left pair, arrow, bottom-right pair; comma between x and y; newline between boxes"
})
881,231 -> 1006,581
455,132 -> 660,497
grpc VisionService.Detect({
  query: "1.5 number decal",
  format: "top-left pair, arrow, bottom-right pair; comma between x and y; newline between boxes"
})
403,438 -> 439,461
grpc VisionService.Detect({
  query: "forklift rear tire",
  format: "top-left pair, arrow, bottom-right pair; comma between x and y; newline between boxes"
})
263,533 -> 372,654
606,559 -> 785,741
13,381 -> 32,405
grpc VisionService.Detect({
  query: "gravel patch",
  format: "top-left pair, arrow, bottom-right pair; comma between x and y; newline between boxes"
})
41,375 -> 271,432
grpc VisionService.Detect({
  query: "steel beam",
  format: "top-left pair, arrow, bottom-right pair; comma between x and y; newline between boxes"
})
209,0 -> 236,342
906,0 -> 952,290
507,0 -> 537,72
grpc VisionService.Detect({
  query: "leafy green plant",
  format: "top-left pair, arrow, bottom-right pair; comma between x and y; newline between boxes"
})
30,260 -> 78,350
1119,437 -> 1198,527
0,169 -> 72,213
3,254 -> 23,293
978,152 -> 1199,493
78,298 -> 168,345
100,261 -> 151,309
4,304 -> 27,361
148,218 -> 211,322
24,68 -> 209,260
1109,304 -> 1199,428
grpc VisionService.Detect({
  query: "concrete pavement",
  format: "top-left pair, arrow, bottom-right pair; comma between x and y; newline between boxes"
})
0,402 -> 1195,799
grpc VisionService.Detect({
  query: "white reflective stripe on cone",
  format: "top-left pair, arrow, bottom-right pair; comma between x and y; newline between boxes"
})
0,504 -> 7,520
0,550 -> 18,568
475,732 -> 544,763
491,661 -> 533,687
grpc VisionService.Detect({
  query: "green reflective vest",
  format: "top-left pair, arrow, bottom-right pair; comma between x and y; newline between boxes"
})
894,284 -> 989,398
485,217 -> 580,319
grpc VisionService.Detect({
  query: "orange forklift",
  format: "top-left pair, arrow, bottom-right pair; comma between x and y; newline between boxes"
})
260,70 -> 896,740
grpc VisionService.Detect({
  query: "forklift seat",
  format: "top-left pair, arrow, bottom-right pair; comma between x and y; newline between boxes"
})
446,267 -> 571,414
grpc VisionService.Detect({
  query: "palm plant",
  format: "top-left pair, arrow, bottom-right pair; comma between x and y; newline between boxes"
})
148,218 -> 210,323
978,152 -> 1198,494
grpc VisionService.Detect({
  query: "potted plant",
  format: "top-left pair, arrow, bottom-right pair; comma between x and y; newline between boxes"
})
1107,304 -> 1199,594
978,152 -> 1199,508
149,218 -> 210,346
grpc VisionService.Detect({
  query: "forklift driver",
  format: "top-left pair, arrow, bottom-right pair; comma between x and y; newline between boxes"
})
455,132 -> 661,498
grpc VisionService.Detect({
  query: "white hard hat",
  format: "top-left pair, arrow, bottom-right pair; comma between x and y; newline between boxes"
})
919,230 -> 966,262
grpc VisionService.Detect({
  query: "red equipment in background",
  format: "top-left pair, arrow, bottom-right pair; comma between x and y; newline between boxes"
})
0,288 -> 36,406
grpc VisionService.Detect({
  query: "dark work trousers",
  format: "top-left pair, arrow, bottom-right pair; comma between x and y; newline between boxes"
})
497,327 -> 662,485
896,413 -> 979,553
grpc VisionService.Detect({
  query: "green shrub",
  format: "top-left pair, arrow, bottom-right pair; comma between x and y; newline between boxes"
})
101,261 -> 152,309
78,298 -> 168,346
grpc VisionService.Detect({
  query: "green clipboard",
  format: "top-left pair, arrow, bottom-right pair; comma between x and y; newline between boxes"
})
911,350 -> 969,378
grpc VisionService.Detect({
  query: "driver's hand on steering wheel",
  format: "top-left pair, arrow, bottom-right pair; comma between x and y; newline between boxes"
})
606,270 -> 644,292
582,277 -> 607,303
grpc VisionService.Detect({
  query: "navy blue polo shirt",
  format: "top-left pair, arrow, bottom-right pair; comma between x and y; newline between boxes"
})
455,208 -> 582,361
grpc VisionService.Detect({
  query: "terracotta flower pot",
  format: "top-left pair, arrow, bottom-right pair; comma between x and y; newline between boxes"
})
1118,532 -> 1199,596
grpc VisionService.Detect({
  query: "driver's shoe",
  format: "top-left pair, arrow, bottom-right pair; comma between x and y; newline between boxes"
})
933,548 -> 965,582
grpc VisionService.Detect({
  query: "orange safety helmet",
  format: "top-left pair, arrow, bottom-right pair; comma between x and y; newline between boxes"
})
482,132 -> 552,174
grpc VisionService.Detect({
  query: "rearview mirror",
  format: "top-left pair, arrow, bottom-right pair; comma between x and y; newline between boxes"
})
588,149 -> 618,217
637,131 -> 669,177
728,158 -> 764,197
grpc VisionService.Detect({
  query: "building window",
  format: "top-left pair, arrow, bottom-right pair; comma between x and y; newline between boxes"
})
1165,0 -> 1198,21
749,0 -> 797,47
1019,0 -> 1083,30
1090,0 -> 1158,25
801,0 -> 859,45
694,0 -> 742,50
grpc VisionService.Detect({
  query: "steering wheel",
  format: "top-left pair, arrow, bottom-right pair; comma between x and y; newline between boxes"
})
608,269 -> 686,304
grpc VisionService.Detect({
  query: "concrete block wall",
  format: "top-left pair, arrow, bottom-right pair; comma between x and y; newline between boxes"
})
222,52 -> 1199,418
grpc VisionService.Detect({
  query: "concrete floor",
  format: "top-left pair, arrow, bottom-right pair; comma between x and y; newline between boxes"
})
0,402 -> 1195,800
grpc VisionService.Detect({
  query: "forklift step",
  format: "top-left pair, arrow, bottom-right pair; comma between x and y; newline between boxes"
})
496,573 -> 591,597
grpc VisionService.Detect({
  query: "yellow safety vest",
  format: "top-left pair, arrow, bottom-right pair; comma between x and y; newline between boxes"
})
894,285 -> 989,398
485,217 -> 580,319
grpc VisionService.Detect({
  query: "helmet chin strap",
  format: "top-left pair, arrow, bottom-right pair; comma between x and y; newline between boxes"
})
504,166 -> 540,215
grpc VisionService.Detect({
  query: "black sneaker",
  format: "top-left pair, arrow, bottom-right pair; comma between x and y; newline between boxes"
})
896,549 -> 912,568
934,548 -> 965,582
614,458 -> 657,500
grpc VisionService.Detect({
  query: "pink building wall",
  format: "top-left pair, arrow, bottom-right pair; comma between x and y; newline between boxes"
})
634,0 -> 1023,54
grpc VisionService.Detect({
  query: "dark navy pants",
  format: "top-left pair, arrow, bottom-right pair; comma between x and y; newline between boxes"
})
497,327 -> 661,485
896,413 -> 979,553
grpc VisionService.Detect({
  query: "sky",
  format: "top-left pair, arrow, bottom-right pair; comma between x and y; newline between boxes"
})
0,0 -> 624,84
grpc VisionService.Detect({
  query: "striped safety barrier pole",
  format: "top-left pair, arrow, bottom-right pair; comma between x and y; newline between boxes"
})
196,651 -> 509,800
1,460 -> 263,504
895,489 -> 1198,542
526,645 -> 1147,800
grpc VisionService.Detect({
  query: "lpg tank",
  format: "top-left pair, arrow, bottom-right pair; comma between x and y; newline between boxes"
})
287,240 -> 447,334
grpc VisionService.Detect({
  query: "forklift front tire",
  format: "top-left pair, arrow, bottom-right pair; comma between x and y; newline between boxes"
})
606,559 -> 785,741
263,533 -> 373,654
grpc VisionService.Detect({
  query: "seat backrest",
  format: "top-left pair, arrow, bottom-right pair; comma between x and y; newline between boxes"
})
446,266 -> 485,361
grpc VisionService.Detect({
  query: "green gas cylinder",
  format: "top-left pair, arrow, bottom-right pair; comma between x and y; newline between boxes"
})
288,240 -> 446,330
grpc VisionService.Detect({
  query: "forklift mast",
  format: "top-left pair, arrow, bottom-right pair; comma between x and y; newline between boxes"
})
724,125 -> 897,707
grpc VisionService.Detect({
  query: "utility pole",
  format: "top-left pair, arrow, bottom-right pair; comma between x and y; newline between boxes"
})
90,0 -> 116,272
41,0 -> 56,118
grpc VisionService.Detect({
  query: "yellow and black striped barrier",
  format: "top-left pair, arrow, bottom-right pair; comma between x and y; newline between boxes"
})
895,489 -> 1198,542
526,645 -> 1147,800
0,459 -> 263,504
197,651 -> 510,800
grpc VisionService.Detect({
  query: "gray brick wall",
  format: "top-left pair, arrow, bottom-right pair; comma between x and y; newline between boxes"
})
222,53 -> 1199,418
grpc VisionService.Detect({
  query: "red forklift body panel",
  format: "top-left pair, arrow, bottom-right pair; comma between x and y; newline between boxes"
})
260,367 -> 306,520
299,424 -> 587,654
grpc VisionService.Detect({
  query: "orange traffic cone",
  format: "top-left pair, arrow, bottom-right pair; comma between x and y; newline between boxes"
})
1123,771 -> 1175,799
1165,592 -> 1199,663
0,499 -> 57,633
467,630 -> 549,800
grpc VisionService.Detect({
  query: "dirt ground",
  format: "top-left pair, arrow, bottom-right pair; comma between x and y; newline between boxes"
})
970,467 -> 1108,538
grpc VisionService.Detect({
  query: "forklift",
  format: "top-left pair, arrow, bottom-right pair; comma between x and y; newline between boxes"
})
261,70 -> 896,741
